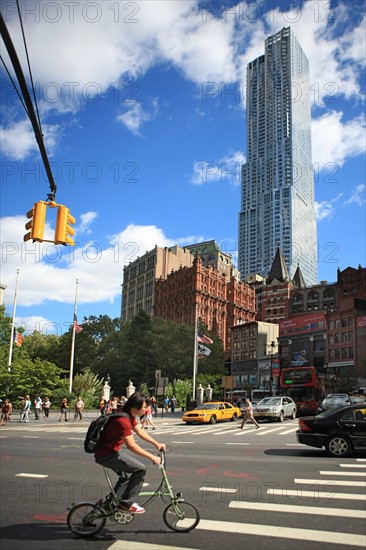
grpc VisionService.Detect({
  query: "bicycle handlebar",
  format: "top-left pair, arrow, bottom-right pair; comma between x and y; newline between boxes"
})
158,448 -> 166,467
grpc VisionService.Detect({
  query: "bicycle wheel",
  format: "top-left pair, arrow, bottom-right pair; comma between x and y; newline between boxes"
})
163,501 -> 200,532
67,502 -> 107,537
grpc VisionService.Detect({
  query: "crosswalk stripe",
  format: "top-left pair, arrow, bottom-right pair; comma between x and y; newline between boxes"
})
294,478 -> 366,487
229,501 -> 366,519
194,518 -> 366,547
320,471 -> 366,477
340,464 -> 366,468
108,540 -> 200,550
278,427 -> 298,434
268,489 -> 366,500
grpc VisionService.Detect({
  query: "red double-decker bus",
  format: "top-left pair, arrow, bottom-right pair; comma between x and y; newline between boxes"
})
280,366 -> 325,416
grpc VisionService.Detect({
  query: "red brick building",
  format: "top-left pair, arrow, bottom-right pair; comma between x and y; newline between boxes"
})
154,255 -> 256,350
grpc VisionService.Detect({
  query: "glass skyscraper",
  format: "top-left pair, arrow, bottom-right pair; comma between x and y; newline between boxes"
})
238,27 -> 317,286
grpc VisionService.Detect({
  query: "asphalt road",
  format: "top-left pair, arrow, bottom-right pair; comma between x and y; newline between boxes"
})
1,415 -> 365,550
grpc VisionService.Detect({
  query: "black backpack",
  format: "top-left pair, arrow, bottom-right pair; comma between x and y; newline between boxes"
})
84,411 -> 129,454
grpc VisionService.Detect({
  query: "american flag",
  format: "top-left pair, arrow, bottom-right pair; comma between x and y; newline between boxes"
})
197,331 -> 213,344
13,328 -> 23,347
73,314 -> 83,333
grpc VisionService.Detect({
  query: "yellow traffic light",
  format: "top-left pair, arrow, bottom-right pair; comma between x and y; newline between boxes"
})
24,201 -> 47,242
54,205 -> 76,246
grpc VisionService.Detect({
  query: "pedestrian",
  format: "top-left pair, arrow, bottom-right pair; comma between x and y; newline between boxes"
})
150,396 -> 157,417
94,391 -> 166,514
143,403 -> 156,430
19,395 -> 31,422
170,395 -> 177,413
99,397 -> 106,416
34,394 -> 42,421
42,396 -> 52,419
59,397 -> 69,422
0,399 -> 12,426
239,398 -> 260,429
163,395 -> 169,413
119,396 -> 127,407
109,396 -> 119,413
74,395 -> 85,421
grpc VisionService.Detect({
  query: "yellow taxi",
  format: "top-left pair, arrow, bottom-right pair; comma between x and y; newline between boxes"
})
182,401 -> 241,424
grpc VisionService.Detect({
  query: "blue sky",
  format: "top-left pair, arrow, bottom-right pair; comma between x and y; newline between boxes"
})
1,0 -> 365,336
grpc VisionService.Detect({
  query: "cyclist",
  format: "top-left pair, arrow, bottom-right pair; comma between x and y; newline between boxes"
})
94,391 -> 166,514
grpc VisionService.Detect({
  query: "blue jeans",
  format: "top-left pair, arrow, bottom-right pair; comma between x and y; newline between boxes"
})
95,450 -> 146,506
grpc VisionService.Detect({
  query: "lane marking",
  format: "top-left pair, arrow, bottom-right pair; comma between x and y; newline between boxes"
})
225,442 -> 250,446
171,441 -> 194,444
268,489 -> 366,500
22,436 -> 39,438
199,486 -> 237,493
193,518 -> 366,547
109,541 -> 200,550
16,473 -> 48,478
294,478 -> 366,487
320,471 -> 366,477
229,500 -> 366,518
278,427 -> 298,435
340,464 -> 366,468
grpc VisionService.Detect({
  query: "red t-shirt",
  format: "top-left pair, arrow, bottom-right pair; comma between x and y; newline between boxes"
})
95,415 -> 137,458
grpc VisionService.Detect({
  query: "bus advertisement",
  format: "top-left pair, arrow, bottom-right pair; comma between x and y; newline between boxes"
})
280,366 -> 324,415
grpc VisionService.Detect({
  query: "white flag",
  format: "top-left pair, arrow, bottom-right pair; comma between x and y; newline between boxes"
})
198,343 -> 211,356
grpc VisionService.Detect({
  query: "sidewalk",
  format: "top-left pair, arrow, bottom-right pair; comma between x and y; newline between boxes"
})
1,409 -> 184,429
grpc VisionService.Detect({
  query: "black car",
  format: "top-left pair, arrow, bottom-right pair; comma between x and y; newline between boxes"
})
296,404 -> 366,457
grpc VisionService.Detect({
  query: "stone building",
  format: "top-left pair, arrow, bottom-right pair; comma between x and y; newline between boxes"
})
121,245 -> 193,323
153,255 -> 256,350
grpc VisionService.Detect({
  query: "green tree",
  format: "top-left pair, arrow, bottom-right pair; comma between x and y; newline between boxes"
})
71,369 -> 104,408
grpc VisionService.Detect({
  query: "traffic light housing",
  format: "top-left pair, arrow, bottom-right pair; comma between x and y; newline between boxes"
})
54,205 -> 76,246
24,201 -> 47,242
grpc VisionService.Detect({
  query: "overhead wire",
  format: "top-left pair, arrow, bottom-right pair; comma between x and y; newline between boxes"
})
15,0 -> 42,133
0,5 -> 57,201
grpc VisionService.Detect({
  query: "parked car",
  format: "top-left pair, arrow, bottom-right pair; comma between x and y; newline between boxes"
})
253,396 -> 297,422
317,394 -> 351,414
350,395 -> 366,404
182,402 -> 241,424
296,404 -> 366,457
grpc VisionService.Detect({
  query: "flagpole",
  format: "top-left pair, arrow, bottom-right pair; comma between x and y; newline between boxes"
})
69,279 -> 79,394
192,304 -> 199,399
8,269 -> 20,373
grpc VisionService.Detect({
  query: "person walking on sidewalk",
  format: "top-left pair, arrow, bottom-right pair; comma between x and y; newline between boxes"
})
42,397 -> 52,420
59,397 -> 69,422
74,395 -> 85,421
19,395 -> 31,422
0,399 -> 12,426
34,394 -> 42,421
239,398 -> 260,429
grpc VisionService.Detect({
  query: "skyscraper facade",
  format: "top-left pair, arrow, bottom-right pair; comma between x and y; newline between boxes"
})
238,27 -> 317,286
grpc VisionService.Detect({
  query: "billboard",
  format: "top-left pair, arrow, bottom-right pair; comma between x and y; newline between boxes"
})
356,315 -> 366,328
280,313 -> 326,336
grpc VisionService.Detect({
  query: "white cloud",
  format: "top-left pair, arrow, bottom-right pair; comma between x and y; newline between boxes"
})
192,150 -> 245,186
116,98 -> 158,135
2,0 -> 365,167
78,212 -> 98,235
315,193 -> 343,221
0,119 -> 60,160
344,184 -> 366,207
0,120 -> 37,160
312,111 -> 366,167
0,215 -> 199,311
14,315 -> 60,335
